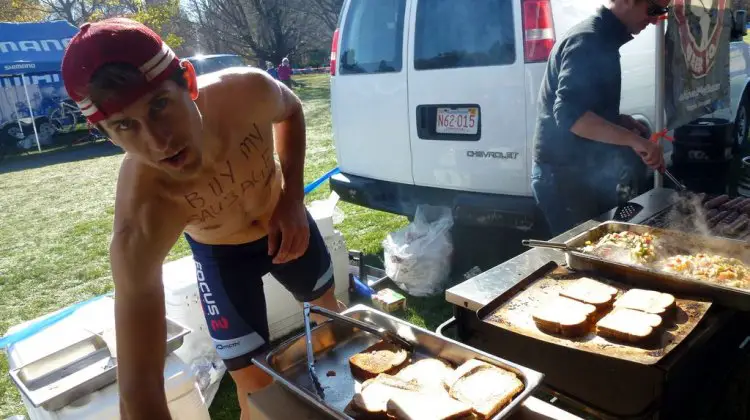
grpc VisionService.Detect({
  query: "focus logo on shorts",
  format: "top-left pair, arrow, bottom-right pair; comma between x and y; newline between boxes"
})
216,341 -> 240,351
195,261 -> 220,316
211,316 -> 230,331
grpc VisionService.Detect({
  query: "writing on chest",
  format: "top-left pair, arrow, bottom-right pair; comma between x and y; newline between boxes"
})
184,123 -> 276,225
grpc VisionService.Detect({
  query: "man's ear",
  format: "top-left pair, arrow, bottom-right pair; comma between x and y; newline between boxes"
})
180,59 -> 199,100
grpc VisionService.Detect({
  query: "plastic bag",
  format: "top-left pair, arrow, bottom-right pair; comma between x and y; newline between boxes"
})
383,205 -> 454,297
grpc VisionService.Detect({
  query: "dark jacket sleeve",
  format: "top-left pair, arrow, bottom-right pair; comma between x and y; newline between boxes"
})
552,35 -> 603,133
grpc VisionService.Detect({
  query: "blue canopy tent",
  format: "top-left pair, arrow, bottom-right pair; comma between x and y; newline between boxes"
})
0,20 -> 79,151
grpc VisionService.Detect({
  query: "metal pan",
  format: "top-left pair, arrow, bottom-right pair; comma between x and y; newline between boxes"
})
476,261 -> 713,366
9,316 -> 190,411
254,304 -> 544,420
561,221 -> 750,310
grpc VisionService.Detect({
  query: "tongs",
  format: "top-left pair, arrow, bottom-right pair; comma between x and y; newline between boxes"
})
663,169 -> 687,192
522,239 -> 580,253
302,303 -> 414,399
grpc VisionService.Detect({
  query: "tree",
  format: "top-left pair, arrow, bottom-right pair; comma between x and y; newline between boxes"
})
0,0 -> 47,22
127,0 -> 184,49
304,0 -> 343,32
188,0 -> 312,65
30,0 -> 183,48
37,0 -> 103,25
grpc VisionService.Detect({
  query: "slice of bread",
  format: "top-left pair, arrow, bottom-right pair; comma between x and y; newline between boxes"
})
349,340 -> 410,381
559,277 -> 618,310
396,358 -> 454,392
532,295 -> 597,337
386,391 -> 474,420
596,308 -> 663,343
613,289 -> 676,317
351,374 -> 423,417
448,359 -> 525,419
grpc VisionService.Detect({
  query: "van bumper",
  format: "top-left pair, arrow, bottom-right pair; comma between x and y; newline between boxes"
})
329,172 -> 540,229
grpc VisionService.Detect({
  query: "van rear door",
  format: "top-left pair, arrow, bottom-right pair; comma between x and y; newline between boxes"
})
330,0 -> 414,185
406,0 -> 528,195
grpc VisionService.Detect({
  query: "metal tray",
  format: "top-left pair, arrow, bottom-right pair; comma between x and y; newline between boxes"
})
9,316 -> 191,411
563,221 -> 750,310
254,304 -> 544,420
476,261 -> 713,366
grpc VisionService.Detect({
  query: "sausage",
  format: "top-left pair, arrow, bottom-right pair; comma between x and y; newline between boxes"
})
705,209 -> 719,220
740,200 -> 750,214
721,197 -> 745,211
733,198 -> 750,212
727,214 -> 750,236
705,194 -> 730,210
720,212 -> 740,228
708,211 -> 730,228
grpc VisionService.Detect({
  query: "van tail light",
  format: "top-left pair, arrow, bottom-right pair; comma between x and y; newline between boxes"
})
522,0 -> 555,63
330,28 -> 340,76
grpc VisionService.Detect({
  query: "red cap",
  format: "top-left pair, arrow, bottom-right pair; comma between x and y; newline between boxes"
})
61,18 -> 181,124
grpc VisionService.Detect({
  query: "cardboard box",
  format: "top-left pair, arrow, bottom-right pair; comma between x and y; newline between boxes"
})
372,288 -> 407,313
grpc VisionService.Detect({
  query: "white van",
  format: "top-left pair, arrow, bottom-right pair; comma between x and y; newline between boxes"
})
328,0 -> 750,230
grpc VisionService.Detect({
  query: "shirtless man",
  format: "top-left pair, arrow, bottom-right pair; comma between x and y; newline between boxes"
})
61,18 -> 340,419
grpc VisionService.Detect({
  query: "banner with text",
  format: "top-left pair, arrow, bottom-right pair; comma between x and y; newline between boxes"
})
665,0 -> 731,130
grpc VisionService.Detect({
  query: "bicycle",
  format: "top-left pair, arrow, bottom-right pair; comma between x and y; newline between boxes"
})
48,99 -> 83,133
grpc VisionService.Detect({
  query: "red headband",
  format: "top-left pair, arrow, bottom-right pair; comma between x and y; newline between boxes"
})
61,18 -> 181,124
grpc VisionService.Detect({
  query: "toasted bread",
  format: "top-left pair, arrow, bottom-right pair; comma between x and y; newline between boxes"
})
532,295 -> 596,337
596,308 -> 663,343
396,358 -> 454,392
448,359 -> 525,419
386,391 -> 473,420
349,341 -> 410,381
613,289 -> 676,317
559,277 -> 618,310
351,374 -> 422,417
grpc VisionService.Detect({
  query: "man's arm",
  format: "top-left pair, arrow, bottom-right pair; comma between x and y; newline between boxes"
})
552,37 -> 663,170
111,191 -> 185,419
571,111 -> 642,148
552,36 -> 636,147
271,78 -> 306,201
253,71 -> 310,264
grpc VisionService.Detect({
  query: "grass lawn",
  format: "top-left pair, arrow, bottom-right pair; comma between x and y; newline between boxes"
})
0,74 -> 426,418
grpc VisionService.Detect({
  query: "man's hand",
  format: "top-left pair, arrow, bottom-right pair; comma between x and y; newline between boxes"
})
630,135 -> 665,172
267,190 -> 310,264
619,114 -> 650,138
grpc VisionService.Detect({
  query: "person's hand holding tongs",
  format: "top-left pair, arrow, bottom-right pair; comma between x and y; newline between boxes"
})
626,121 -> 687,191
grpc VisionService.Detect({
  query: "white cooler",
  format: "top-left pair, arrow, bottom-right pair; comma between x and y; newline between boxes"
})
5,298 -> 210,420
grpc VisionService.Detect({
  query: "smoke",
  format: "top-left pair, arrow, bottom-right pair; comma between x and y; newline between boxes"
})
662,192 -> 713,238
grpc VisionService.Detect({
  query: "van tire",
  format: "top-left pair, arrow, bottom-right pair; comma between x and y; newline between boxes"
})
734,91 -> 749,151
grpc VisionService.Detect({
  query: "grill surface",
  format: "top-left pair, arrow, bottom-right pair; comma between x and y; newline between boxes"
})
478,262 -> 712,366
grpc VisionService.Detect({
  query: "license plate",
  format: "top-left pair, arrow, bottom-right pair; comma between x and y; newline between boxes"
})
436,107 -> 479,135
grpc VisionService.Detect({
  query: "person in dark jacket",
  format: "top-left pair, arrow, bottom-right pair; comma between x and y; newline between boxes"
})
531,0 -> 670,236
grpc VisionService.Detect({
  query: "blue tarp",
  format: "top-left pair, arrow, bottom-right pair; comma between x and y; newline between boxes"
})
0,20 -> 78,75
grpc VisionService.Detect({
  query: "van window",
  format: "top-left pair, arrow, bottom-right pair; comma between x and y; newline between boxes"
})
339,0 -> 406,75
414,0 -> 515,70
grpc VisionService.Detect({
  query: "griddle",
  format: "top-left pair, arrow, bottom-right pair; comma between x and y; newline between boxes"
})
446,188 -> 750,419
476,261 -> 712,366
